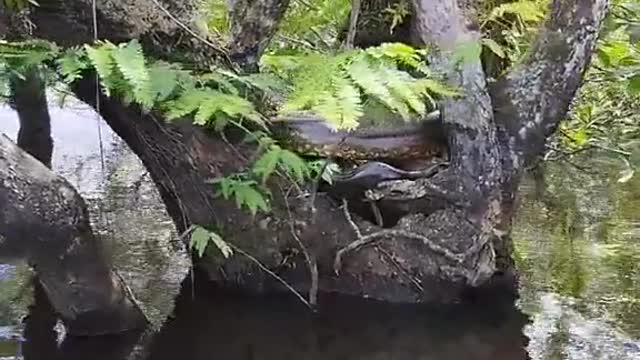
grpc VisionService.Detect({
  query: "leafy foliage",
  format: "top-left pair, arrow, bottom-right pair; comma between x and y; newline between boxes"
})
550,0 -> 640,181
263,43 -> 456,130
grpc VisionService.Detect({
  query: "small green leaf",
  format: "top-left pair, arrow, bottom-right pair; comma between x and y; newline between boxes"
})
278,148 -> 310,182
189,226 -> 233,258
209,231 -> 233,258
112,40 -> 153,110
253,145 -> 283,183
190,226 -> 212,258
481,38 -> 506,59
627,74 -> 640,95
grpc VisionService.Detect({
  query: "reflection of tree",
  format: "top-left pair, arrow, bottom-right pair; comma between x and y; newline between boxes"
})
514,155 -> 640,337
599,173 -> 640,337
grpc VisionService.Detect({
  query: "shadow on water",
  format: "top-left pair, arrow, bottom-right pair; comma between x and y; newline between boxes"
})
19,272 -> 532,360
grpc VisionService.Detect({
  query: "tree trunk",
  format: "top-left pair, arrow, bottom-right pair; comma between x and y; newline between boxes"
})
0,0 -> 609,304
0,134 -> 148,335
226,0 -> 291,72
9,67 -> 54,168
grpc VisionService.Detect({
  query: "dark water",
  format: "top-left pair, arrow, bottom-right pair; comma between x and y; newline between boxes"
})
1,97 -> 640,359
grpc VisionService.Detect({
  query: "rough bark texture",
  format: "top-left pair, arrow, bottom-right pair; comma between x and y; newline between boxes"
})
226,0 -> 291,72
0,135 -> 148,335
0,0 -> 610,305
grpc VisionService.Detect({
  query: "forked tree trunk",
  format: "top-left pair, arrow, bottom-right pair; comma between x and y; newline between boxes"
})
0,0 -> 609,304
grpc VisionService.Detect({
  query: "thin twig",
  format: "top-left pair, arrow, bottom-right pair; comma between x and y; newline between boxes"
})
148,0 -> 237,71
282,186 -> 318,307
344,0 -> 362,49
376,246 -> 423,292
341,199 -> 362,239
229,243 -> 312,309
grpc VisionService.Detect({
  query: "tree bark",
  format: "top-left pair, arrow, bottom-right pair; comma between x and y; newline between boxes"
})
0,0 -> 610,304
226,0 -> 291,72
0,135 -> 148,335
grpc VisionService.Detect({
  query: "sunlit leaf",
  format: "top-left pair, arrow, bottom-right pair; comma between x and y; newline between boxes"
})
481,38 -> 506,58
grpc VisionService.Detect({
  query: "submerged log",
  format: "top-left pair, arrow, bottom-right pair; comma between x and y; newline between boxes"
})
0,134 -> 147,335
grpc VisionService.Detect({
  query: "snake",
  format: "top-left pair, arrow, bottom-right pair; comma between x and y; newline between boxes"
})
269,110 -> 449,186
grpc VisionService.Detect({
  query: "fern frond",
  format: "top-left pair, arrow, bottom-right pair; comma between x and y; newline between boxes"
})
379,65 -> 425,118
253,145 -> 310,184
365,42 -> 423,70
314,70 -> 363,130
346,57 -> 399,113
164,88 -> 209,120
58,47 -> 89,83
148,61 -> 179,102
210,177 -> 270,215
283,53 -> 339,111
84,42 -> 118,96
111,40 -> 153,110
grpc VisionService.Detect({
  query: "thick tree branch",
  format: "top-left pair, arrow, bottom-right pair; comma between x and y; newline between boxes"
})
491,0 -> 609,165
226,0 -> 291,72
408,0 -> 501,199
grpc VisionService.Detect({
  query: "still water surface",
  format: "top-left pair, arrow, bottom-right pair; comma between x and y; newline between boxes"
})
0,98 -> 639,359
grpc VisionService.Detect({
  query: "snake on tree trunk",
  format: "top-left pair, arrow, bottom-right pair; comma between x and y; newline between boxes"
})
269,110 -> 449,187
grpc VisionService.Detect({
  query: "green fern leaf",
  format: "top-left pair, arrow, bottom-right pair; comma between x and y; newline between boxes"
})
84,42 -> 117,96
346,57 -> 400,114
413,78 -> 459,98
242,73 -> 289,93
210,177 -> 270,215
233,181 -> 270,215
209,231 -> 233,258
112,40 -> 153,110
148,61 -> 179,102
194,96 -> 223,125
313,90 -> 341,125
189,226 -> 232,258
380,66 -> 425,117
200,71 -> 239,95
366,43 -> 422,69
253,145 -> 282,183
326,71 -> 363,130
58,47 -> 89,83
190,226 -> 213,258
278,148 -> 310,182
283,54 -> 336,111
164,88 -> 208,120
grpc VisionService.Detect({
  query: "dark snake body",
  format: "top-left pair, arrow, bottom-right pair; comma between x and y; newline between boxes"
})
270,111 -> 447,162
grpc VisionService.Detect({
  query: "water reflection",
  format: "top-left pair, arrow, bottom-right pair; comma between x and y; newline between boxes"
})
21,274 -> 531,360
514,157 -> 640,359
